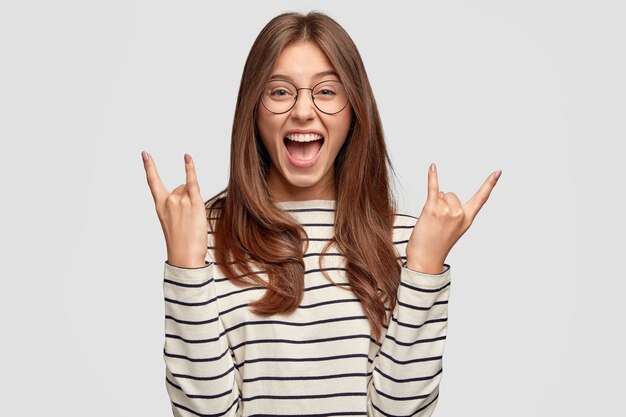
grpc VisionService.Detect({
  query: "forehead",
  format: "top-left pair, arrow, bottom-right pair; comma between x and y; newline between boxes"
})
271,40 -> 338,83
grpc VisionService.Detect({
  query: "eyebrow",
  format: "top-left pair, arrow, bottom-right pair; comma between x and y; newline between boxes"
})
269,70 -> 339,82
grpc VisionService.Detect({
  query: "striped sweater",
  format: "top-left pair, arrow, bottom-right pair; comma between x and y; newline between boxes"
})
163,199 -> 451,416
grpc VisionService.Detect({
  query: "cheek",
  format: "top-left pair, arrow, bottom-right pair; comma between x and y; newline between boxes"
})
330,110 -> 353,149
336,105 -> 353,130
256,114 -> 279,151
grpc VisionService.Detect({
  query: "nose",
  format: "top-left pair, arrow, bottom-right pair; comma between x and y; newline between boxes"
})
291,88 -> 316,120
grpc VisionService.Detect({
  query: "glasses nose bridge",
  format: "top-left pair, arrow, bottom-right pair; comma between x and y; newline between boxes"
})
285,86 -> 316,116
294,86 -> 316,108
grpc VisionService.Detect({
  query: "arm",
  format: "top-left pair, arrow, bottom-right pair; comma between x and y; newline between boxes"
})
367,263 -> 451,416
163,261 -> 241,416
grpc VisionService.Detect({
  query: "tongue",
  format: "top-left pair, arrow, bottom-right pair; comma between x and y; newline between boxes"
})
285,139 -> 323,161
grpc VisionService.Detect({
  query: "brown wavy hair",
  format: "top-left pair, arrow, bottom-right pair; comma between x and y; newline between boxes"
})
205,11 -> 401,342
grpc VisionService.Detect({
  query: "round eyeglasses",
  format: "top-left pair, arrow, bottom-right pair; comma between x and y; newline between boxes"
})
260,79 -> 349,115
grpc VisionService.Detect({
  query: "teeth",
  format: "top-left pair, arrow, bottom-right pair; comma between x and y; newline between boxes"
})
285,133 -> 323,142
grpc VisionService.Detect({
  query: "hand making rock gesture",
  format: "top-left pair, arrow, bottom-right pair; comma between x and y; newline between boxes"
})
406,163 -> 502,274
142,151 -> 208,268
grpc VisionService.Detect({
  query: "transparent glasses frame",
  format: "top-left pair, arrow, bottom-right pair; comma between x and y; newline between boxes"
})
260,79 -> 350,115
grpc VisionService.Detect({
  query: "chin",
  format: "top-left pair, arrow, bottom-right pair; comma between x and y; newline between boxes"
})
282,170 -> 324,188
271,160 -> 331,195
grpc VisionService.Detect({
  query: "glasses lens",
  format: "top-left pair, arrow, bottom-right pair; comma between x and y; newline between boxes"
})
312,80 -> 348,114
262,80 -> 297,114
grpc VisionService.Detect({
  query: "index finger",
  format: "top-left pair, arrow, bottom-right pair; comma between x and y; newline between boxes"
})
427,163 -> 440,203
142,151 -> 169,205
184,153 -> 201,198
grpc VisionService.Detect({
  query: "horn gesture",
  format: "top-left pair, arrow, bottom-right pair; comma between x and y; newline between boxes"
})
406,163 -> 502,274
142,151 -> 208,268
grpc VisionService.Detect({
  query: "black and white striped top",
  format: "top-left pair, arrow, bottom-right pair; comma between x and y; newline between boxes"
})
163,199 -> 451,416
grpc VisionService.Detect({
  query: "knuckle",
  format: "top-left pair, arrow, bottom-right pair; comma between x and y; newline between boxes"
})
165,193 -> 178,206
181,195 -> 192,207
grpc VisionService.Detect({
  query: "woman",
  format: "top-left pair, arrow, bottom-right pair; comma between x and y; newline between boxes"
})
142,11 -> 501,417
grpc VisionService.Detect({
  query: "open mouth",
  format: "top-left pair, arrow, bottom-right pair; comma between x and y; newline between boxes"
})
283,136 -> 325,162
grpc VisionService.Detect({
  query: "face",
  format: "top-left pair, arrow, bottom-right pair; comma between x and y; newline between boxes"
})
256,40 -> 353,201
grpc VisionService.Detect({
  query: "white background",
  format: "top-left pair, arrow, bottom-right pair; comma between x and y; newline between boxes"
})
1,1 -> 624,415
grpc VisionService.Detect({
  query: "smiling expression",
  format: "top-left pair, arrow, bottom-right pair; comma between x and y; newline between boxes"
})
256,40 -> 353,202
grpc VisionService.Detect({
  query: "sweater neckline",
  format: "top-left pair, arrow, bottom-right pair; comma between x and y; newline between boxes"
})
275,199 -> 336,209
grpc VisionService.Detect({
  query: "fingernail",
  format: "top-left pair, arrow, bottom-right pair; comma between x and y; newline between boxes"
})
184,154 -> 191,164
142,151 -> 148,162
494,170 -> 502,180
430,163 -> 436,173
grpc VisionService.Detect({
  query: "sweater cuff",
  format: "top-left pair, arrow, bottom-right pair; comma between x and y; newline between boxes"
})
401,261 -> 451,287
164,260 -> 213,282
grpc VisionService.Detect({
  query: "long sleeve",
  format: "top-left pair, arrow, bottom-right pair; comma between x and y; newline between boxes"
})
367,262 -> 451,417
163,260 -> 241,417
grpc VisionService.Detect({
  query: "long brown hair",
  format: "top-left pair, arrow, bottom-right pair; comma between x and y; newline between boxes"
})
205,11 -> 401,342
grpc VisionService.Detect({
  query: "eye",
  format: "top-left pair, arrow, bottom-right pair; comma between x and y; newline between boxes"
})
318,89 -> 336,96
270,88 -> 292,97
313,81 -> 341,97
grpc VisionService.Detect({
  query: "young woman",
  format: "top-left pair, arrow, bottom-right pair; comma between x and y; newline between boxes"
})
142,11 -> 501,417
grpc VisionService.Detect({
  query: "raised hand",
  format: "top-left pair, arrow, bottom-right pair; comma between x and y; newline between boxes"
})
406,163 -> 502,274
142,151 -> 208,268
